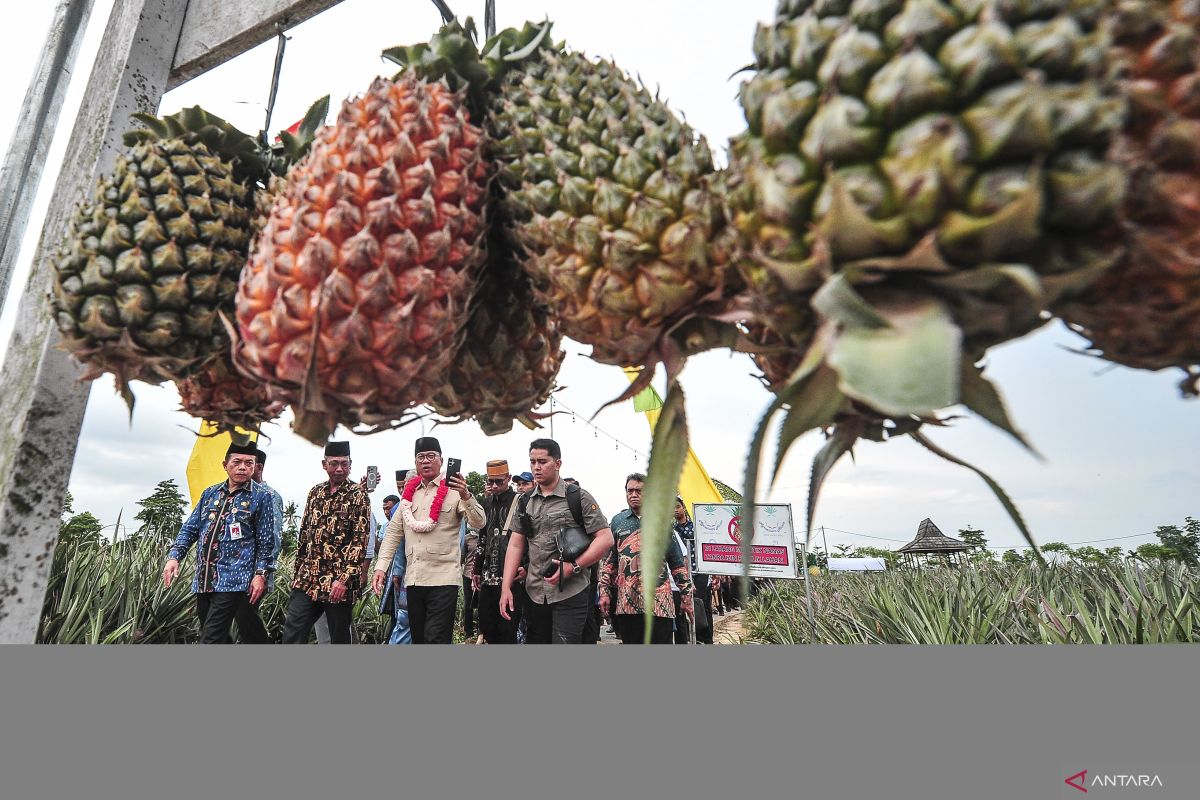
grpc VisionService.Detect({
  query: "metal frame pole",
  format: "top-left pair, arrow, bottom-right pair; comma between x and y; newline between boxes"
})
0,0 -> 97,306
0,0 -> 190,642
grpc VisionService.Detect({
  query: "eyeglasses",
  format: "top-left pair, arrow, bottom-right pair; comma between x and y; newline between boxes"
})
325,460 -> 351,470
414,452 -> 440,463
485,477 -> 508,486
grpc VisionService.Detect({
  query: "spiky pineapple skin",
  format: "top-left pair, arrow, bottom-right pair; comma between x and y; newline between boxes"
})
1057,0 -> 1200,392
51,138 -> 251,388
176,351 -> 284,432
491,51 -> 733,368
235,76 -> 489,435
731,0 -> 1126,378
430,227 -> 565,435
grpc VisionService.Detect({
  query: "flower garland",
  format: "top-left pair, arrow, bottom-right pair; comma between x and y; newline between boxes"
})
399,475 -> 450,534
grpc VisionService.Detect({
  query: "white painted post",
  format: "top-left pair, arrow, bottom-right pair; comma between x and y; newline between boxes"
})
0,0 -> 350,643
0,0 -> 191,643
0,0 -> 97,309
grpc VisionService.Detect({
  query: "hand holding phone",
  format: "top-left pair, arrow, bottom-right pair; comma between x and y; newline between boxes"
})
366,465 -> 379,491
446,458 -> 462,480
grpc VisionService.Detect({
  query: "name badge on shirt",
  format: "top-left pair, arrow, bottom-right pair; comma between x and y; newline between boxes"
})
230,522 -> 244,540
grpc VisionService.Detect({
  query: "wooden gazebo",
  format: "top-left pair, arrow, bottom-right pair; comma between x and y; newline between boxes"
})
897,518 -> 971,569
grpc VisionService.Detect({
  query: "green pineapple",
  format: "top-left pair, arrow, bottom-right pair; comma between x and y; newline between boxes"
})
728,0 -> 1128,543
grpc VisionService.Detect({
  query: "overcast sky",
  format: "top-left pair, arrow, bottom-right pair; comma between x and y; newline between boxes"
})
2,0 -> 1196,555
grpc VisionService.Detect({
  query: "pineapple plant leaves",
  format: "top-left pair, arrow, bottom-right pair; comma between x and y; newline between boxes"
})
910,429 -> 1039,557
824,298 -> 962,418
274,94 -> 331,167
638,379 -> 690,642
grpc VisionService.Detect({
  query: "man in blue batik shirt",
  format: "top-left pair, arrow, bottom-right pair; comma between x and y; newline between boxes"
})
163,441 -> 277,644
232,447 -> 285,643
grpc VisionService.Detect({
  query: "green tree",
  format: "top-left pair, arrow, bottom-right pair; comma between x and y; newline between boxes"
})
281,501 -> 300,558
958,525 -> 995,563
998,546 -> 1027,566
1134,542 -> 1169,561
712,478 -> 743,503
1154,517 -> 1199,566
134,479 -> 188,542
466,470 -> 486,506
59,511 -> 103,548
851,545 -> 901,569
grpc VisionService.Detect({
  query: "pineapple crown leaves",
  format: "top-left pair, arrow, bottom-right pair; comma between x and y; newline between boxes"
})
268,95 -> 331,174
123,106 -> 270,185
382,18 -> 557,122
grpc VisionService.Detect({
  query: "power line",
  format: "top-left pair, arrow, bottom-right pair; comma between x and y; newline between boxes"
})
549,397 -> 650,461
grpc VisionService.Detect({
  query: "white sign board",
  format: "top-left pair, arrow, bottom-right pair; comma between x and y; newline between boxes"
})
692,503 -> 799,579
827,557 -> 887,572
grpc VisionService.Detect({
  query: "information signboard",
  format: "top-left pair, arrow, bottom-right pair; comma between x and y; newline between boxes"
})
692,503 -> 799,579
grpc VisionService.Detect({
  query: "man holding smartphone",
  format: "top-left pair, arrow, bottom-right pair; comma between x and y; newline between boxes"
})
372,437 -> 485,644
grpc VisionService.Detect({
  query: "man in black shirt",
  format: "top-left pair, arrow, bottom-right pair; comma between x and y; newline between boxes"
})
472,459 -> 525,644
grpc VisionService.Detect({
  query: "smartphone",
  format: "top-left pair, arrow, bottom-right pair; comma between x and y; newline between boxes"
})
542,561 -> 561,578
446,458 -> 462,481
366,465 -> 379,490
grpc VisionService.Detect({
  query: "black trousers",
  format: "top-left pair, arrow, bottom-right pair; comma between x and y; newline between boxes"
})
462,576 -> 477,638
672,591 -> 690,644
580,603 -> 602,644
477,583 -> 521,644
525,586 -> 591,644
197,591 -> 258,644
407,584 -> 459,644
233,595 -> 271,644
614,613 -> 674,644
282,589 -> 353,644
693,588 -> 713,644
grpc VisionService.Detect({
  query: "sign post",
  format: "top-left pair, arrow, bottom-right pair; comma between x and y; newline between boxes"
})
692,503 -> 800,579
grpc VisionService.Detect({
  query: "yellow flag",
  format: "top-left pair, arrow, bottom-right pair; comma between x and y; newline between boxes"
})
623,368 -> 724,508
185,423 -> 258,508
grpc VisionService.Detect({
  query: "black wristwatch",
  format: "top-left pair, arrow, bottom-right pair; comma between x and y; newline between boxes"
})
571,561 -> 582,575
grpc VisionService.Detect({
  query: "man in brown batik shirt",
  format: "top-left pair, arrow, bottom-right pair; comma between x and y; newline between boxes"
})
282,440 -> 370,644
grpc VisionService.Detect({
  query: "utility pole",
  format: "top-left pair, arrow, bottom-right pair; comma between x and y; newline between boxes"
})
820,526 -> 830,565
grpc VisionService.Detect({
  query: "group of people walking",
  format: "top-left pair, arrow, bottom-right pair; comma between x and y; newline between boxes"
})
163,435 -> 740,644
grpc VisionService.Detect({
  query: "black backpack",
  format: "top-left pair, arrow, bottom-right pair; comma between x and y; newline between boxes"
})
516,482 -> 585,537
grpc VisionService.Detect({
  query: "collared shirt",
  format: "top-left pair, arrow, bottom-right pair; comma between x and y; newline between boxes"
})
375,473 -> 486,587
293,479 -> 371,603
168,479 -> 277,594
520,479 -> 607,605
474,488 -> 518,586
258,480 -> 285,591
600,507 -> 692,618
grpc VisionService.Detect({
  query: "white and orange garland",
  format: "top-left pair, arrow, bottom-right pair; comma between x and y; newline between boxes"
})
399,475 -> 450,534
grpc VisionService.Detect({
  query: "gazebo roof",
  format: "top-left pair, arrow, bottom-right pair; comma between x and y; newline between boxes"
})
897,518 -> 971,554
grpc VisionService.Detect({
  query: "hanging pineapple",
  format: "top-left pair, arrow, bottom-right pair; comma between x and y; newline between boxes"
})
235,65 -> 490,443
51,108 -> 265,408
1055,0 -> 1200,396
727,0 -> 1128,542
172,97 -> 331,435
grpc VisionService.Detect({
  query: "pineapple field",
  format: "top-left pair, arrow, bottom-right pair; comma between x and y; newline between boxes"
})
2,0 -> 1199,639
741,561 -> 1200,644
